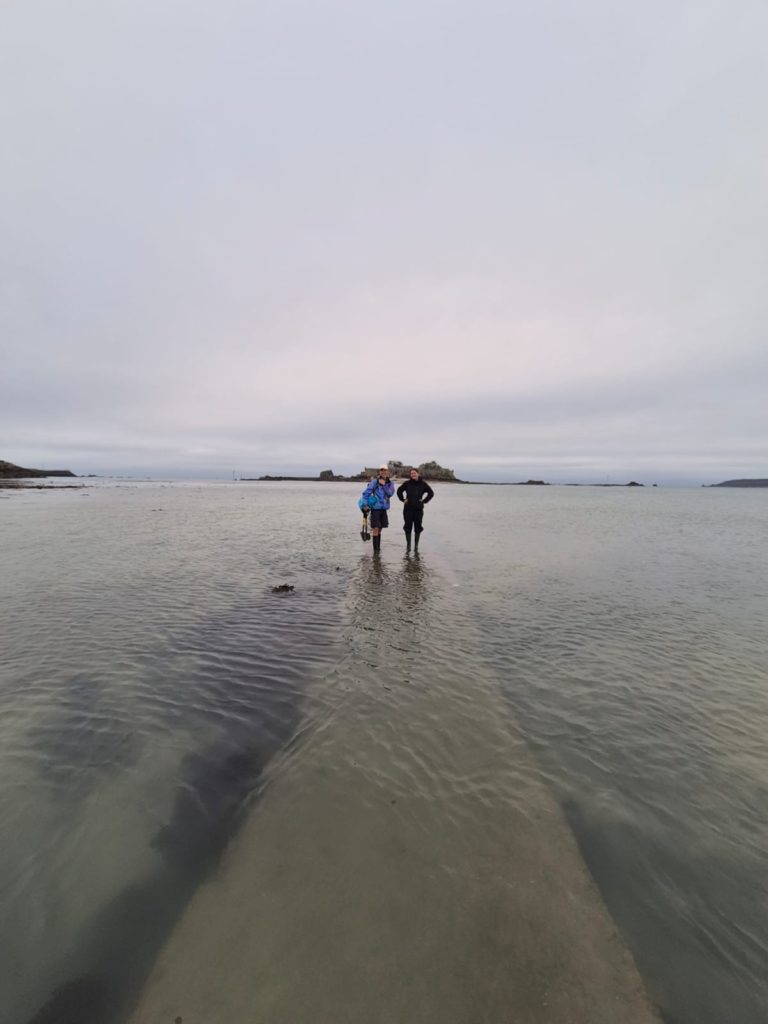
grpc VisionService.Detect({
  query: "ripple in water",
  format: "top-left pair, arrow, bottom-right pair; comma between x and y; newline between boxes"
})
2,482 -> 767,1024
0,484 -> 350,1024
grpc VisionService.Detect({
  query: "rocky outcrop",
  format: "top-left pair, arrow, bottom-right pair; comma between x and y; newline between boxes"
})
416,461 -> 458,482
380,460 -> 459,481
357,461 -> 461,481
0,460 -> 76,479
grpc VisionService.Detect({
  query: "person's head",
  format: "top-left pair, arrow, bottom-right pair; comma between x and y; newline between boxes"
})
378,463 -> 389,479
409,468 -> 420,481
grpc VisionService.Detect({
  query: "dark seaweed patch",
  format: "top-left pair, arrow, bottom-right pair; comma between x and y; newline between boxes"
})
25,586 -> 342,1024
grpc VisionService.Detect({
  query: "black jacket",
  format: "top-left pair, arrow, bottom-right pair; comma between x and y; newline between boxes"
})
396,478 -> 434,505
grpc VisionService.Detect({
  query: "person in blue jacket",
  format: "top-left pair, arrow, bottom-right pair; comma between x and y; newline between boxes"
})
361,464 -> 395,554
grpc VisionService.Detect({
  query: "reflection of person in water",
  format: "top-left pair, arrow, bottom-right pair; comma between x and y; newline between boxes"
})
396,468 -> 434,552
398,546 -> 428,617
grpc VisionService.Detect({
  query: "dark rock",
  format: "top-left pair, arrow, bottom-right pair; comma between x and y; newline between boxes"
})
271,584 -> 294,593
712,479 -> 768,488
417,460 -> 458,482
0,459 -> 76,479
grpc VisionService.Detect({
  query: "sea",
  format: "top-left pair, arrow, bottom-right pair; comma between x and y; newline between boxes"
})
1,480 -> 766,1024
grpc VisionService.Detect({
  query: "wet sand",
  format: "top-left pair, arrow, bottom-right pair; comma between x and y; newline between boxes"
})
128,556 -> 661,1024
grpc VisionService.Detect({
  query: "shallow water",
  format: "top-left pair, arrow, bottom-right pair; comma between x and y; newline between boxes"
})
1,481 -> 766,1023
438,486 -> 768,1023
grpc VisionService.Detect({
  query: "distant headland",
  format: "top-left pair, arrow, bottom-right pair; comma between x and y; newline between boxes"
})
707,479 -> 768,488
0,459 -> 76,479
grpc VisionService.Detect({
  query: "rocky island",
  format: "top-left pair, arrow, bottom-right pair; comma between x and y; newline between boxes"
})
246,460 -> 461,482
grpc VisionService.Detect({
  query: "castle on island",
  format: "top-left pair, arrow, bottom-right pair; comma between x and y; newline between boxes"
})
323,460 -> 458,482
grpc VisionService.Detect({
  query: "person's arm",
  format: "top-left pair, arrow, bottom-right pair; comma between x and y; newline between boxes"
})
362,479 -> 375,499
385,480 -> 395,497
396,482 -> 406,502
422,481 -> 435,503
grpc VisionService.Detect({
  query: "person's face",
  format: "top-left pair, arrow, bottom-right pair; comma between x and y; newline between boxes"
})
409,469 -> 419,481
379,467 -> 389,479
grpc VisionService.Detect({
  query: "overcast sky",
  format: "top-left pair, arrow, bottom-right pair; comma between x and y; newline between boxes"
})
1,0 -> 766,483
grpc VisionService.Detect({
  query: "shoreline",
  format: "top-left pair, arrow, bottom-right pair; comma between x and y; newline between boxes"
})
0,481 -> 86,490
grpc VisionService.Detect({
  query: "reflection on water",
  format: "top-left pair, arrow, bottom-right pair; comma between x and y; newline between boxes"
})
398,551 -> 429,611
354,550 -> 431,635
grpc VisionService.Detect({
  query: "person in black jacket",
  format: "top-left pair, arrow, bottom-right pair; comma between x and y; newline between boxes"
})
396,468 -> 434,551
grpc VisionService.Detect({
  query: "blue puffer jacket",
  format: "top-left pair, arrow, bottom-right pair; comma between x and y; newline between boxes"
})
361,477 -> 395,510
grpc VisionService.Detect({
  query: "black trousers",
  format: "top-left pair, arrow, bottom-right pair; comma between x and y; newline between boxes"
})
403,504 -> 424,534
